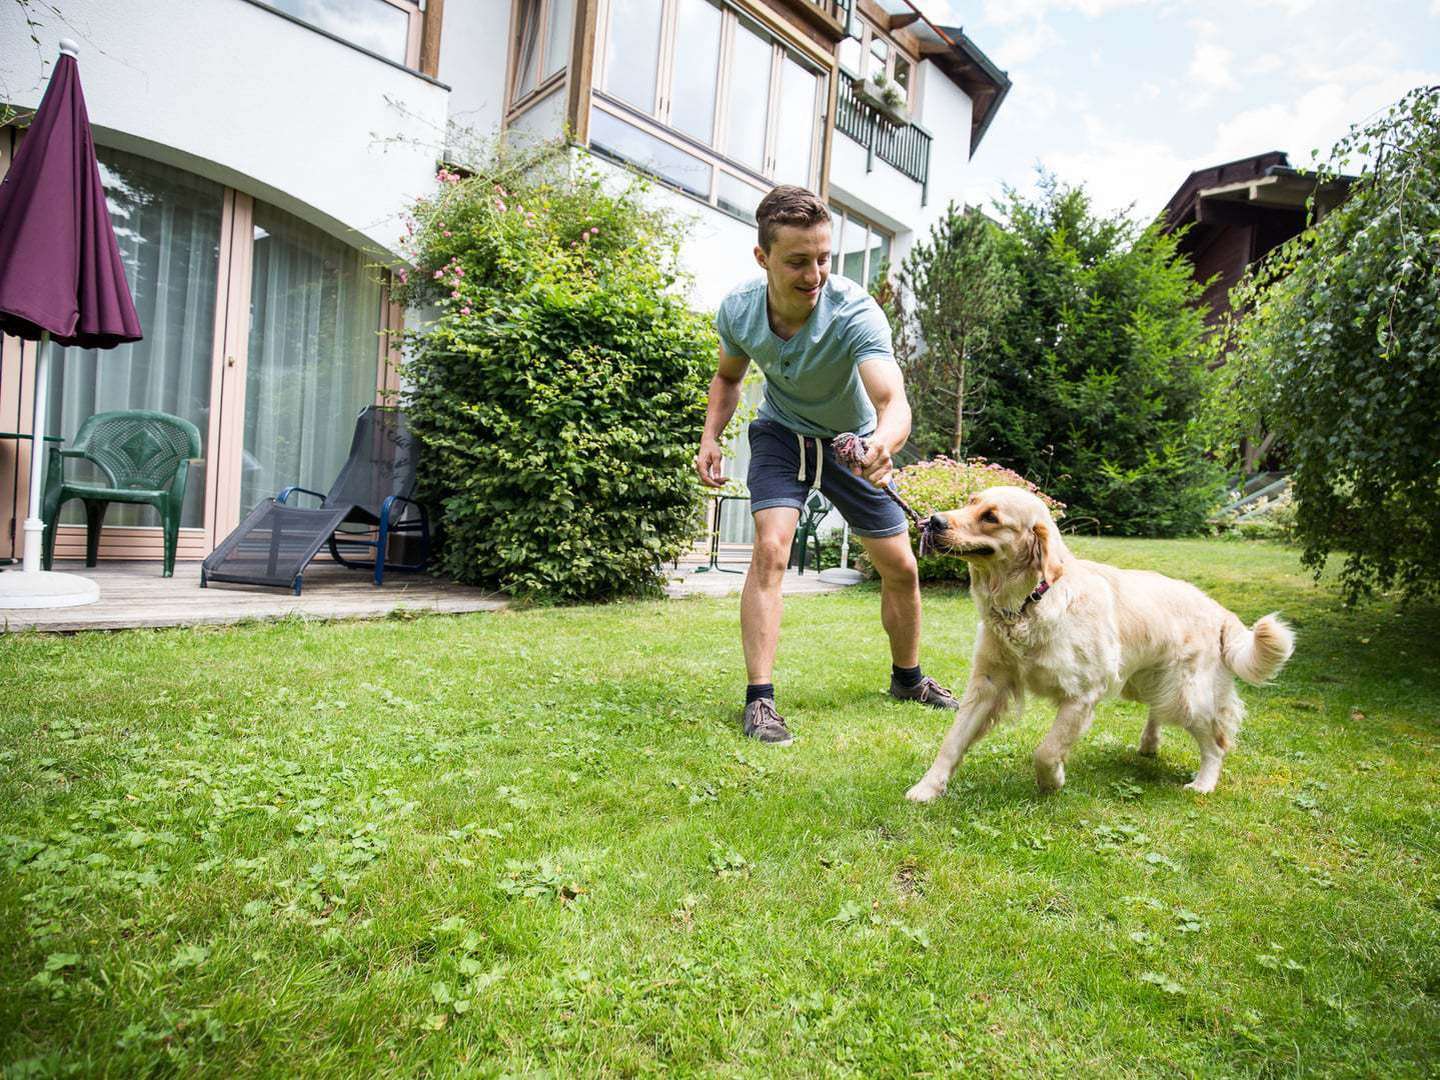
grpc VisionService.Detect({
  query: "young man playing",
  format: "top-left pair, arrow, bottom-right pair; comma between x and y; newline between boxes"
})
695,185 -> 958,746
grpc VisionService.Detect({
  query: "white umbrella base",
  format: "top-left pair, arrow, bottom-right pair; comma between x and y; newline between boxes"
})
0,569 -> 100,609
817,568 -> 865,586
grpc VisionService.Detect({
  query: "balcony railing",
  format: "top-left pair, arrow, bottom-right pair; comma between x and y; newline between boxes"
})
835,74 -> 932,205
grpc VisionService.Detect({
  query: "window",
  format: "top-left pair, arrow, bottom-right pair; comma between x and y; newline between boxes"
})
592,0 -> 828,206
841,16 -> 916,106
241,205 -> 385,514
512,0 -> 577,106
264,0 -> 421,68
589,109 -> 713,199
45,148 -> 224,528
830,204 -> 892,288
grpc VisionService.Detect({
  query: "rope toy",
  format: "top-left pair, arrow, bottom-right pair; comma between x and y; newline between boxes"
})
832,432 -> 927,535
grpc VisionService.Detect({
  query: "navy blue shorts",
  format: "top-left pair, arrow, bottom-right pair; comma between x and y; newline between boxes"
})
746,418 -> 908,538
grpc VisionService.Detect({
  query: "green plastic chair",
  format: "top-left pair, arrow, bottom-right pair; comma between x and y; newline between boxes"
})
41,409 -> 202,577
789,490 -> 832,575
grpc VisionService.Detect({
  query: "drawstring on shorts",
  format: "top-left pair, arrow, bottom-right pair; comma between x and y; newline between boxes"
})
795,433 -> 823,491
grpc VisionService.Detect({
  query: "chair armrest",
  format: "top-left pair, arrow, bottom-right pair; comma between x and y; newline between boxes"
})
380,493 -> 425,523
277,485 -> 327,506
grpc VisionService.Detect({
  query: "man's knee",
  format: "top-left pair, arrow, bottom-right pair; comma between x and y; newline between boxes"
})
751,534 -> 792,574
869,541 -> 919,586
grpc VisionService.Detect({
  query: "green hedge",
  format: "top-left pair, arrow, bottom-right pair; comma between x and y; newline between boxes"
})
396,150 -> 711,601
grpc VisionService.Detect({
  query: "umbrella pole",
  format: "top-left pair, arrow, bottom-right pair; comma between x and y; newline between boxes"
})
20,331 -> 51,572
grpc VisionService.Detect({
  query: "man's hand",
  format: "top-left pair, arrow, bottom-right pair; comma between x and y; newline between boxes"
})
695,439 -> 727,488
858,438 -> 894,487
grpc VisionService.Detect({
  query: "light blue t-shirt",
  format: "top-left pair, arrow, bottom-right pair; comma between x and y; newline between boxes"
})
715,274 -> 895,439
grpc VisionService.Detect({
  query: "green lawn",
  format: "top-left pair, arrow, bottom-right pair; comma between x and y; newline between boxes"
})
2,537 -> 1438,1077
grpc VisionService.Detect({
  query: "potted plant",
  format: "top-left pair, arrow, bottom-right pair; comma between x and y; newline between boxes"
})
856,72 -> 909,125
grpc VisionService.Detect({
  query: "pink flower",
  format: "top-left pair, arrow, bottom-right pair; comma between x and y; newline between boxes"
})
460,306 -> 471,315
397,268 -> 409,284
589,226 -> 599,235
455,268 -> 464,277
442,230 -> 452,237
433,270 -> 444,280
451,290 -> 461,299
496,200 -> 507,212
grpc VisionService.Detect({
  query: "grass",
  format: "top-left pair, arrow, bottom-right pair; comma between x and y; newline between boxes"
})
1,536 -> 1438,1077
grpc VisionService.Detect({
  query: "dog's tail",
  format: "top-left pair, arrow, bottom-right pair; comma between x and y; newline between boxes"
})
1221,612 -> 1295,685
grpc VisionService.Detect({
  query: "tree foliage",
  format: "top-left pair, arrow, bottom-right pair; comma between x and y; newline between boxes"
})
966,176 -> 1222,536
893,204 -> 1018,459
1207,86 -> 1440,601
395,143 -> 712,602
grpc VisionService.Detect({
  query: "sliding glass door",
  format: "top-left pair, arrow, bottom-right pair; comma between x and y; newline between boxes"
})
44,147 -> 223,527
241,204 -> 385,515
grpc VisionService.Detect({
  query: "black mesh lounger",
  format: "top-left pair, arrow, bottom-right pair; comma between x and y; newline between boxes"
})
201,405 -> 431,595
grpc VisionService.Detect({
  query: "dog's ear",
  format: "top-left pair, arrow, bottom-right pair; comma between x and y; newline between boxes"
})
1031,519 -> 1065,583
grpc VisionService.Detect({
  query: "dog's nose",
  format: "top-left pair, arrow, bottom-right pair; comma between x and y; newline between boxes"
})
927,514 -> 948,533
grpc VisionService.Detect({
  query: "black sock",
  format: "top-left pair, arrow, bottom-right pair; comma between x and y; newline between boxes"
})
892,664 -> 923,688
746,683 -> 775,705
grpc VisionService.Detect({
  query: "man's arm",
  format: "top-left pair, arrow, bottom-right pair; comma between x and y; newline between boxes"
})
856,359 -> 912,487
695,345 -> 750,488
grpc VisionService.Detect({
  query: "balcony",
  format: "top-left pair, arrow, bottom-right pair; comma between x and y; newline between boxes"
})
775,0 -> 852,41
834,73 -> 932,205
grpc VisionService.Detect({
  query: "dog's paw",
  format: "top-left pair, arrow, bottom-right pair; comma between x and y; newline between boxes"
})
905,778 -> 945,804
1035,759 -> 1066,793
1183,777 -> 1217,794
1137,741 -> 1160,758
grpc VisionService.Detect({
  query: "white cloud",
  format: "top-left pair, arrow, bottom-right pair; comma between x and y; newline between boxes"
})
1189,41 -> 1236,91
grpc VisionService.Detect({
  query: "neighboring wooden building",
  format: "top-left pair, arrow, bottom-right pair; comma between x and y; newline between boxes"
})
1160,151 -> 1351,326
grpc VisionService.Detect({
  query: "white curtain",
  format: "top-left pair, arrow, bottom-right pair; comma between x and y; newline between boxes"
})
45,148 -> 224,526
240,203 -> 382,515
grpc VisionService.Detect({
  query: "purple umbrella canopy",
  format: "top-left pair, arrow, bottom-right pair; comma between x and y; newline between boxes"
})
0,46 -> 141,347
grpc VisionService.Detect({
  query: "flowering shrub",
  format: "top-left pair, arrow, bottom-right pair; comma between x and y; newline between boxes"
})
868,456 -> 1064,582
394,143 -> 712,601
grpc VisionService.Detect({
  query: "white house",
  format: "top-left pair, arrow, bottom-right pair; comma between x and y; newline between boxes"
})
0,0 -> 1008,566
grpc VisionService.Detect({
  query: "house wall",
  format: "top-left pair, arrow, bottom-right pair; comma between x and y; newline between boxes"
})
0,0 -> 449,256
827,64 -> 974,265
437,0 -> 512,157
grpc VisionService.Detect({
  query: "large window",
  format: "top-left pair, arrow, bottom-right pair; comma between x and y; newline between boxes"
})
512,0 -> 577,106
830,204 -> 892,288
591,0 -> 827,220
14,146 -> 392,561
45,148 -> 224,527
241,205 -> 385,515
263,0 -> 422,68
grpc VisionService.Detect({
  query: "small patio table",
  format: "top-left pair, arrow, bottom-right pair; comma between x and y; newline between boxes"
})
697,491 -> 750,574
0,430 -> 64,568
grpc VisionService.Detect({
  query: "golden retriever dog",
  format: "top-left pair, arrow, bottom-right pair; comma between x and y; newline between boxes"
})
905,486 -> 1294,802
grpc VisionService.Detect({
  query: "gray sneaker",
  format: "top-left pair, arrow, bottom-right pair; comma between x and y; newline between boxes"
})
742,698 -> 794,745
889,675 -> 961,710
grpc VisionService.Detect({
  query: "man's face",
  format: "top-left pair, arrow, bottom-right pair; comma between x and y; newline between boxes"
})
756,222 -> 831,313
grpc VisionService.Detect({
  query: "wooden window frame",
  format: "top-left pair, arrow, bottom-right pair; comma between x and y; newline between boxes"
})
0,136 -> 398,565
590,0 -> 830,199
840,13 -> 918,108
829,201 -> 893,286
505,0 -> 574,117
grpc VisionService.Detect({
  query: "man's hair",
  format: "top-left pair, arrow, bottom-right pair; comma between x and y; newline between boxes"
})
756,185 -> 830,252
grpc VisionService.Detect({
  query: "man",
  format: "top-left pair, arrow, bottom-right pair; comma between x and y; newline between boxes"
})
695,185 -> 958,746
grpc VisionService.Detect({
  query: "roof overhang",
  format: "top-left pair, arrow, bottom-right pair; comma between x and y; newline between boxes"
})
1160,152 -> 1354,234
859,0 -> 1011,157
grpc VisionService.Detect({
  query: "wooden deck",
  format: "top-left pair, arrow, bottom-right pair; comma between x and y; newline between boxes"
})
0,560 -> 508,633
0,543 -> 858,633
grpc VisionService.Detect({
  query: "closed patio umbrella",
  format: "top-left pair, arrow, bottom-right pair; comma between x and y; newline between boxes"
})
0,39 -> 142,608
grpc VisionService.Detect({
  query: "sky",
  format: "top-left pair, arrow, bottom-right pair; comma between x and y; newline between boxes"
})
926,0 -> 1440,222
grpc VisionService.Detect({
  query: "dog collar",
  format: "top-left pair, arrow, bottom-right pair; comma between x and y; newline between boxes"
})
995,579 -> 1050,622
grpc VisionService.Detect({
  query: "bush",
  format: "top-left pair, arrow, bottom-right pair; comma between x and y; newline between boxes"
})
858,457 -> 1064,582
395,145 -> 712,601
963,175 -> 1224,536
1208,87 -> 1440,601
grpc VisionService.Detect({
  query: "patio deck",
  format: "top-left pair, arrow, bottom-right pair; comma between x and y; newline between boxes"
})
0,545 -> 856,632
